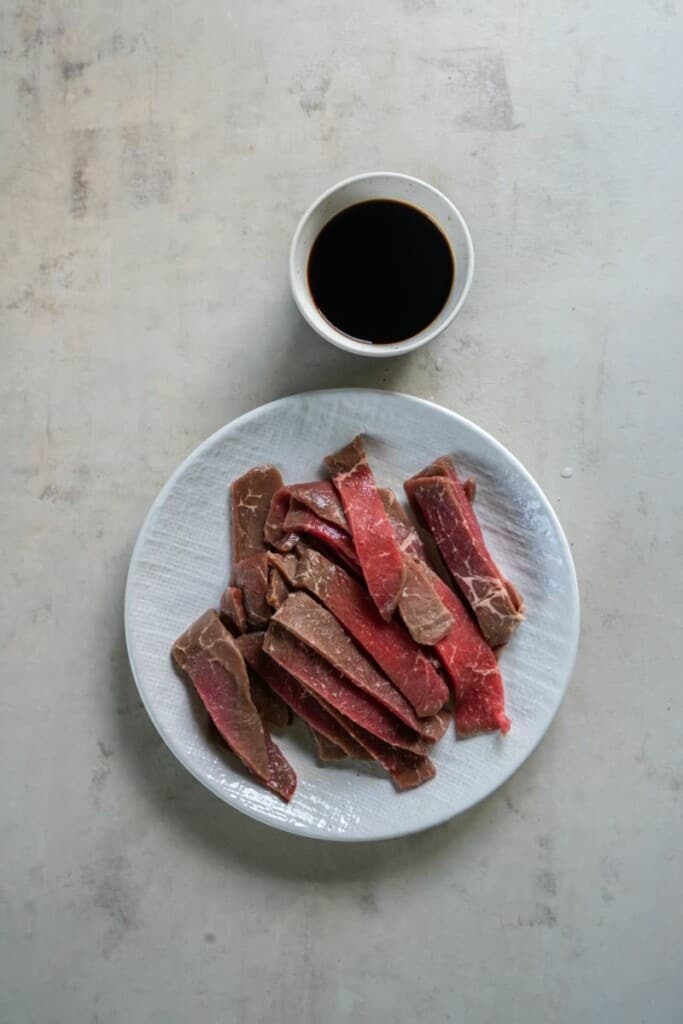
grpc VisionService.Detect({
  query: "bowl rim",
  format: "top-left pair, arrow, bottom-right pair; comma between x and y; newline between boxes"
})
289,171 -> 475,358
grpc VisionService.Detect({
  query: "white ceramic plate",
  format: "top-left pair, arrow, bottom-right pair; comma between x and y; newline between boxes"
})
125,390 -> 579,842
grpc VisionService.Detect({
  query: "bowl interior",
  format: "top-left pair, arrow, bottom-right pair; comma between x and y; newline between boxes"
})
290,174 -> 473,356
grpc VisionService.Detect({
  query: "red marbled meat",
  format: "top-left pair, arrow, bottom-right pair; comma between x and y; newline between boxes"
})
288,481 -> 349,532
381,487 -> 510,736
272,591 -> 444,742
264,487 -> 299,552
405,457 -> 524,648
172,610 -> 296,801
230,465 -> 283,562
291,546 -> 448,718
236,633 -> 369,759
283,500 -> 360,571
219,585 -> 247,636
316,697 -> 436,791
325,436 -> 406,620
263,623 -> 429,754
233,551 -> 271,629
431,576 -> 510,736
376,489 -> 453,647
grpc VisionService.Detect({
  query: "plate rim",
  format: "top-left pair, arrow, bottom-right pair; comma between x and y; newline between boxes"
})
124,388 -> 580,842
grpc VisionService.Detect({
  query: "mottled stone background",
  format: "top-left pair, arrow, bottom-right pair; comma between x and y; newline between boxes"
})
1,1 -> 681,1022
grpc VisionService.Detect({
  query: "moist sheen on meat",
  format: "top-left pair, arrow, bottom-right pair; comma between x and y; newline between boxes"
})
272,591 -> 443,742
283,500 -> 360,571
405,457 -> 524,648
230,465 -> 284,563
219,585 -> 248,636
237,633 -> 369,759
233,551 -> 271,629
288,481 -> 349,532
325,436 -> 407,621
382,487 -> 511,736
263,623 -> 429,754
292,546 -> 449,718
172,610 -> 295,800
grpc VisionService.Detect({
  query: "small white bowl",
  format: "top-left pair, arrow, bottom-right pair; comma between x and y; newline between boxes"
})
289,171 -> 474,358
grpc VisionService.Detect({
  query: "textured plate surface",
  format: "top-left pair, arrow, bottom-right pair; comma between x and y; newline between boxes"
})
125,389 -> 579,841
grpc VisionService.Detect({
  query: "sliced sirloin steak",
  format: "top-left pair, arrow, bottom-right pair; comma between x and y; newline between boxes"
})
219,585 -> 247,636
405,457 -> 523,648
325,435 -> 406,621
230,464 -> 284,563
234,632 -> 292,728
376,489 -> 453,646
288,481 -> 349,532
263,622 -> 429,755
381,487 -> 511,736
264,487 -> 299,552
315,696 -> 437,791
290,546 -> 449,718
236,632 -> 369,760
272,591 -> 445,742
283,500 -> 360,571
172,610 -> 295,800
233,551 -> 271,630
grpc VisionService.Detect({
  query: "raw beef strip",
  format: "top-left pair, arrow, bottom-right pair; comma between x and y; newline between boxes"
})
413,457 -> 524,611
264,487 -> 299,552
266,566 -> 290,610
283,501 -> 360,571
432,577 -> 510,735
237,633 -> 369,759
219,585 -> 247,636
267,551 -> 299,591
233,551 -> 271,629
375,488 -> 452,645
230,465 -> 283,562
261,733 -> 297,801
378,488 -> 430,561
172,610 -> 295,800
410,459 -> 521,615
272,592 -> 442,742
288,481 -> 349,531
381,489 -> 510,736
235,632 -> 292,728
317,697 -> 436,791
310,729 -> 348,761
405,458 -> 524,647
292,546 -> 448,718
263,623 -> 429,754
325,436 -> 406,620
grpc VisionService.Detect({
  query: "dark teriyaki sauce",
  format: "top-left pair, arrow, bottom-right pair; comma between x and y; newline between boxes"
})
307,199 -> 454,344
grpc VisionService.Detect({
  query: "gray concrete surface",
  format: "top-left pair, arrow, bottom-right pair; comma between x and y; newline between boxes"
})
1,2 -> 681,1022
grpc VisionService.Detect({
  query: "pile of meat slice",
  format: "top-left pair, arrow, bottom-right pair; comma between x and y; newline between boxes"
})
172,436 -> 524,802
